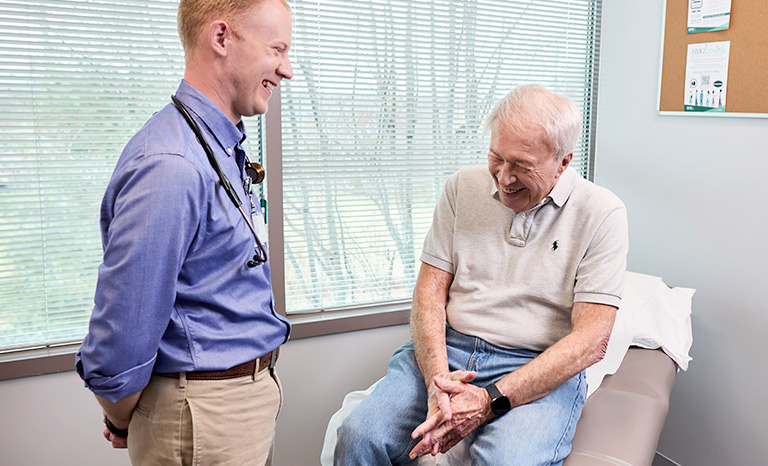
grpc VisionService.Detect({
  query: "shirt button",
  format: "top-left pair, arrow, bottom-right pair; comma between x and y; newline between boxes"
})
521,213 -> 527,218
227,148 -> 234,155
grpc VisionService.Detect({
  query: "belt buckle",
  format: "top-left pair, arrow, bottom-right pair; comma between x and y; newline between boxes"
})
269,348 -> 278,370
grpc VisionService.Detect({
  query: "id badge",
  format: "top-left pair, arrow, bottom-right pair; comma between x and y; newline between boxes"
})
253,209 -> 268,242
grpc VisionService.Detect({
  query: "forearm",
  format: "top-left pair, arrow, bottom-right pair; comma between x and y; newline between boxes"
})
495,337 -> 595,408
96,390 -> 143,429
410,263 -> 453,385
496,302 -> 615,408
412,303 -> 448,385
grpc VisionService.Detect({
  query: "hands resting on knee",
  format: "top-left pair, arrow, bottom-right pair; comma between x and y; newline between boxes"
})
409,370 -> 493,460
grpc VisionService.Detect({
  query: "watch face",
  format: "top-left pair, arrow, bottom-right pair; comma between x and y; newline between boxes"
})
485,383 -> 511,416
491,395 -> 512,415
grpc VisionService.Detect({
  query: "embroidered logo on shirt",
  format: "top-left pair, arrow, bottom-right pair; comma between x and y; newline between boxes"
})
551,240 -> 559,251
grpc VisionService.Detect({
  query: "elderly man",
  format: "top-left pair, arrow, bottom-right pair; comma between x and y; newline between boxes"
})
335,84 -> 628,465
75,0 -> 293,464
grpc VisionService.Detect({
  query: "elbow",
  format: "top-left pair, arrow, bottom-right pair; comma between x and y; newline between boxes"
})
586,335 -> 610,367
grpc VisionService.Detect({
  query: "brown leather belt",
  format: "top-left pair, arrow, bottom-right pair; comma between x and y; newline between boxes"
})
155,348 -> 279,381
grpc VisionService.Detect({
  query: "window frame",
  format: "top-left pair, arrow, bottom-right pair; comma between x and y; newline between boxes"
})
263,86 -> 412,344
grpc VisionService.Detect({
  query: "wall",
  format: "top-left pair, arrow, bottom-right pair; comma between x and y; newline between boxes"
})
0,324 -> 411,466
273,324 -> 411,465
595,2 -> 768,465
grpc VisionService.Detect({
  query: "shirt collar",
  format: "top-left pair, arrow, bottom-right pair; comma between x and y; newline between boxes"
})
489,165 -> 578,211
174,79 -> 246,157
547,166 -> 577,208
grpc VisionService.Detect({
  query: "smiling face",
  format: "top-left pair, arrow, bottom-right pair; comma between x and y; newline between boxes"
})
488,118 -> 571,212
225,0 -> 293,120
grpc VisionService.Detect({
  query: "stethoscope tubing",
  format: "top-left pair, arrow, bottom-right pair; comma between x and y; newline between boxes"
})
170,94 -> 268,266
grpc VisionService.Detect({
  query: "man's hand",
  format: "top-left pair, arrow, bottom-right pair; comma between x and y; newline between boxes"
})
417,369 -> 477,456
427,370 -> 477,425
102,425 -> 128,449
410,373 -> 491,459
95,391 -> 142,449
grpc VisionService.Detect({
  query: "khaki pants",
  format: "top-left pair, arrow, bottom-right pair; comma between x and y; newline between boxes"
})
127,367 -> 282,466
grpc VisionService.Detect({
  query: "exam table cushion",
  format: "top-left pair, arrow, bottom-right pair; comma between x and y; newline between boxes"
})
564,347 -> 677,466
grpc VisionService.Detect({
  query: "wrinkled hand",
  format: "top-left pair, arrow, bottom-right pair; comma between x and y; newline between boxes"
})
417,370 -> 477,457
102,427 -> 128,449
409,376 -> 492,459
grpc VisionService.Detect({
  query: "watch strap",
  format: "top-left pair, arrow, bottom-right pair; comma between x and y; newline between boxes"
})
104,416 -> 129,438
485,382 -> 503,401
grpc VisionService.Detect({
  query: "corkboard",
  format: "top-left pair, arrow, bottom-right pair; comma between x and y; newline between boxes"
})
659,0 -> 768,115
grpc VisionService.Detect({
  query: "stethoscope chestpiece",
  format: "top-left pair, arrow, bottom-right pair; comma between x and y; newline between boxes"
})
245,162 -> 265,185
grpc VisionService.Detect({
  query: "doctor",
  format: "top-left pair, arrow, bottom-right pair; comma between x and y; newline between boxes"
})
335,85 -> 628,465
75,0 -> 293,464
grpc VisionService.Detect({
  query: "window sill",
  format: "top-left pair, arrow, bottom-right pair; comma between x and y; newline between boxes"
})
0,302 -> 411,381
0,345 -> 81,381
287,300 -> 410,339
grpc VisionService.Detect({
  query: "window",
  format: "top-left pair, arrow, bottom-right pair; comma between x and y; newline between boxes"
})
275,0 -> 602,318
0,0 -> 263,359
0,0 -> 602,369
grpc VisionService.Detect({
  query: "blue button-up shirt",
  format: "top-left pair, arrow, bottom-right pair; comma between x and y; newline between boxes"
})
76,80 -> 290,402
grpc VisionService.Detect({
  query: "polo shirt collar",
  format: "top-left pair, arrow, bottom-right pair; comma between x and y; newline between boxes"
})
547,166 -> 577,208
174,79 -> 246,157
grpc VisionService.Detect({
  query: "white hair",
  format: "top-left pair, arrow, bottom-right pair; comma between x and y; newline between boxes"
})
485,84 -> 581,160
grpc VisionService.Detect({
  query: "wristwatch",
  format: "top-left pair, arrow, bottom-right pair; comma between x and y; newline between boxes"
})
484,382 -> 511,417
104,416 -> 129,438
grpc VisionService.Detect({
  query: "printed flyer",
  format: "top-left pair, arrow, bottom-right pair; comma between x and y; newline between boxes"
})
684,41 -> 730,112
688,0 -> 732,34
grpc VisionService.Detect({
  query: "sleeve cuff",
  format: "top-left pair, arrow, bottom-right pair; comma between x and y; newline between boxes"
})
573,291 -> 621,309
76,352 -> 157,403
420,252 -> 454,274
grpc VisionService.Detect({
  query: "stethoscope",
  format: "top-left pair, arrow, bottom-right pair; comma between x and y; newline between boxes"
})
170,94 -> 268,268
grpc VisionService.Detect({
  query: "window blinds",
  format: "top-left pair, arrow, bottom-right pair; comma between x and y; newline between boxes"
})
280,0 -> 601,314
0,1 -> 265,353
0,0 -> 601,353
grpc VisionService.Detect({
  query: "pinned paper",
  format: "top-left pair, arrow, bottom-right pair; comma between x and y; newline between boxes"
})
688,0 -> 731,34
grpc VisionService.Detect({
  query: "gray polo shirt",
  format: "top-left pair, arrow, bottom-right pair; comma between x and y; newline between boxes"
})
420,165 -> 628,352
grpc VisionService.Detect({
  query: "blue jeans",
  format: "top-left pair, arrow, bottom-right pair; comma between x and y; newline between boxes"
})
334,326 -> 586,466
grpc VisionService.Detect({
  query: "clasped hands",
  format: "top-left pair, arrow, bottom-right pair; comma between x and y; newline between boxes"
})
408,370 -> 493,459
103,425 -> 128,449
